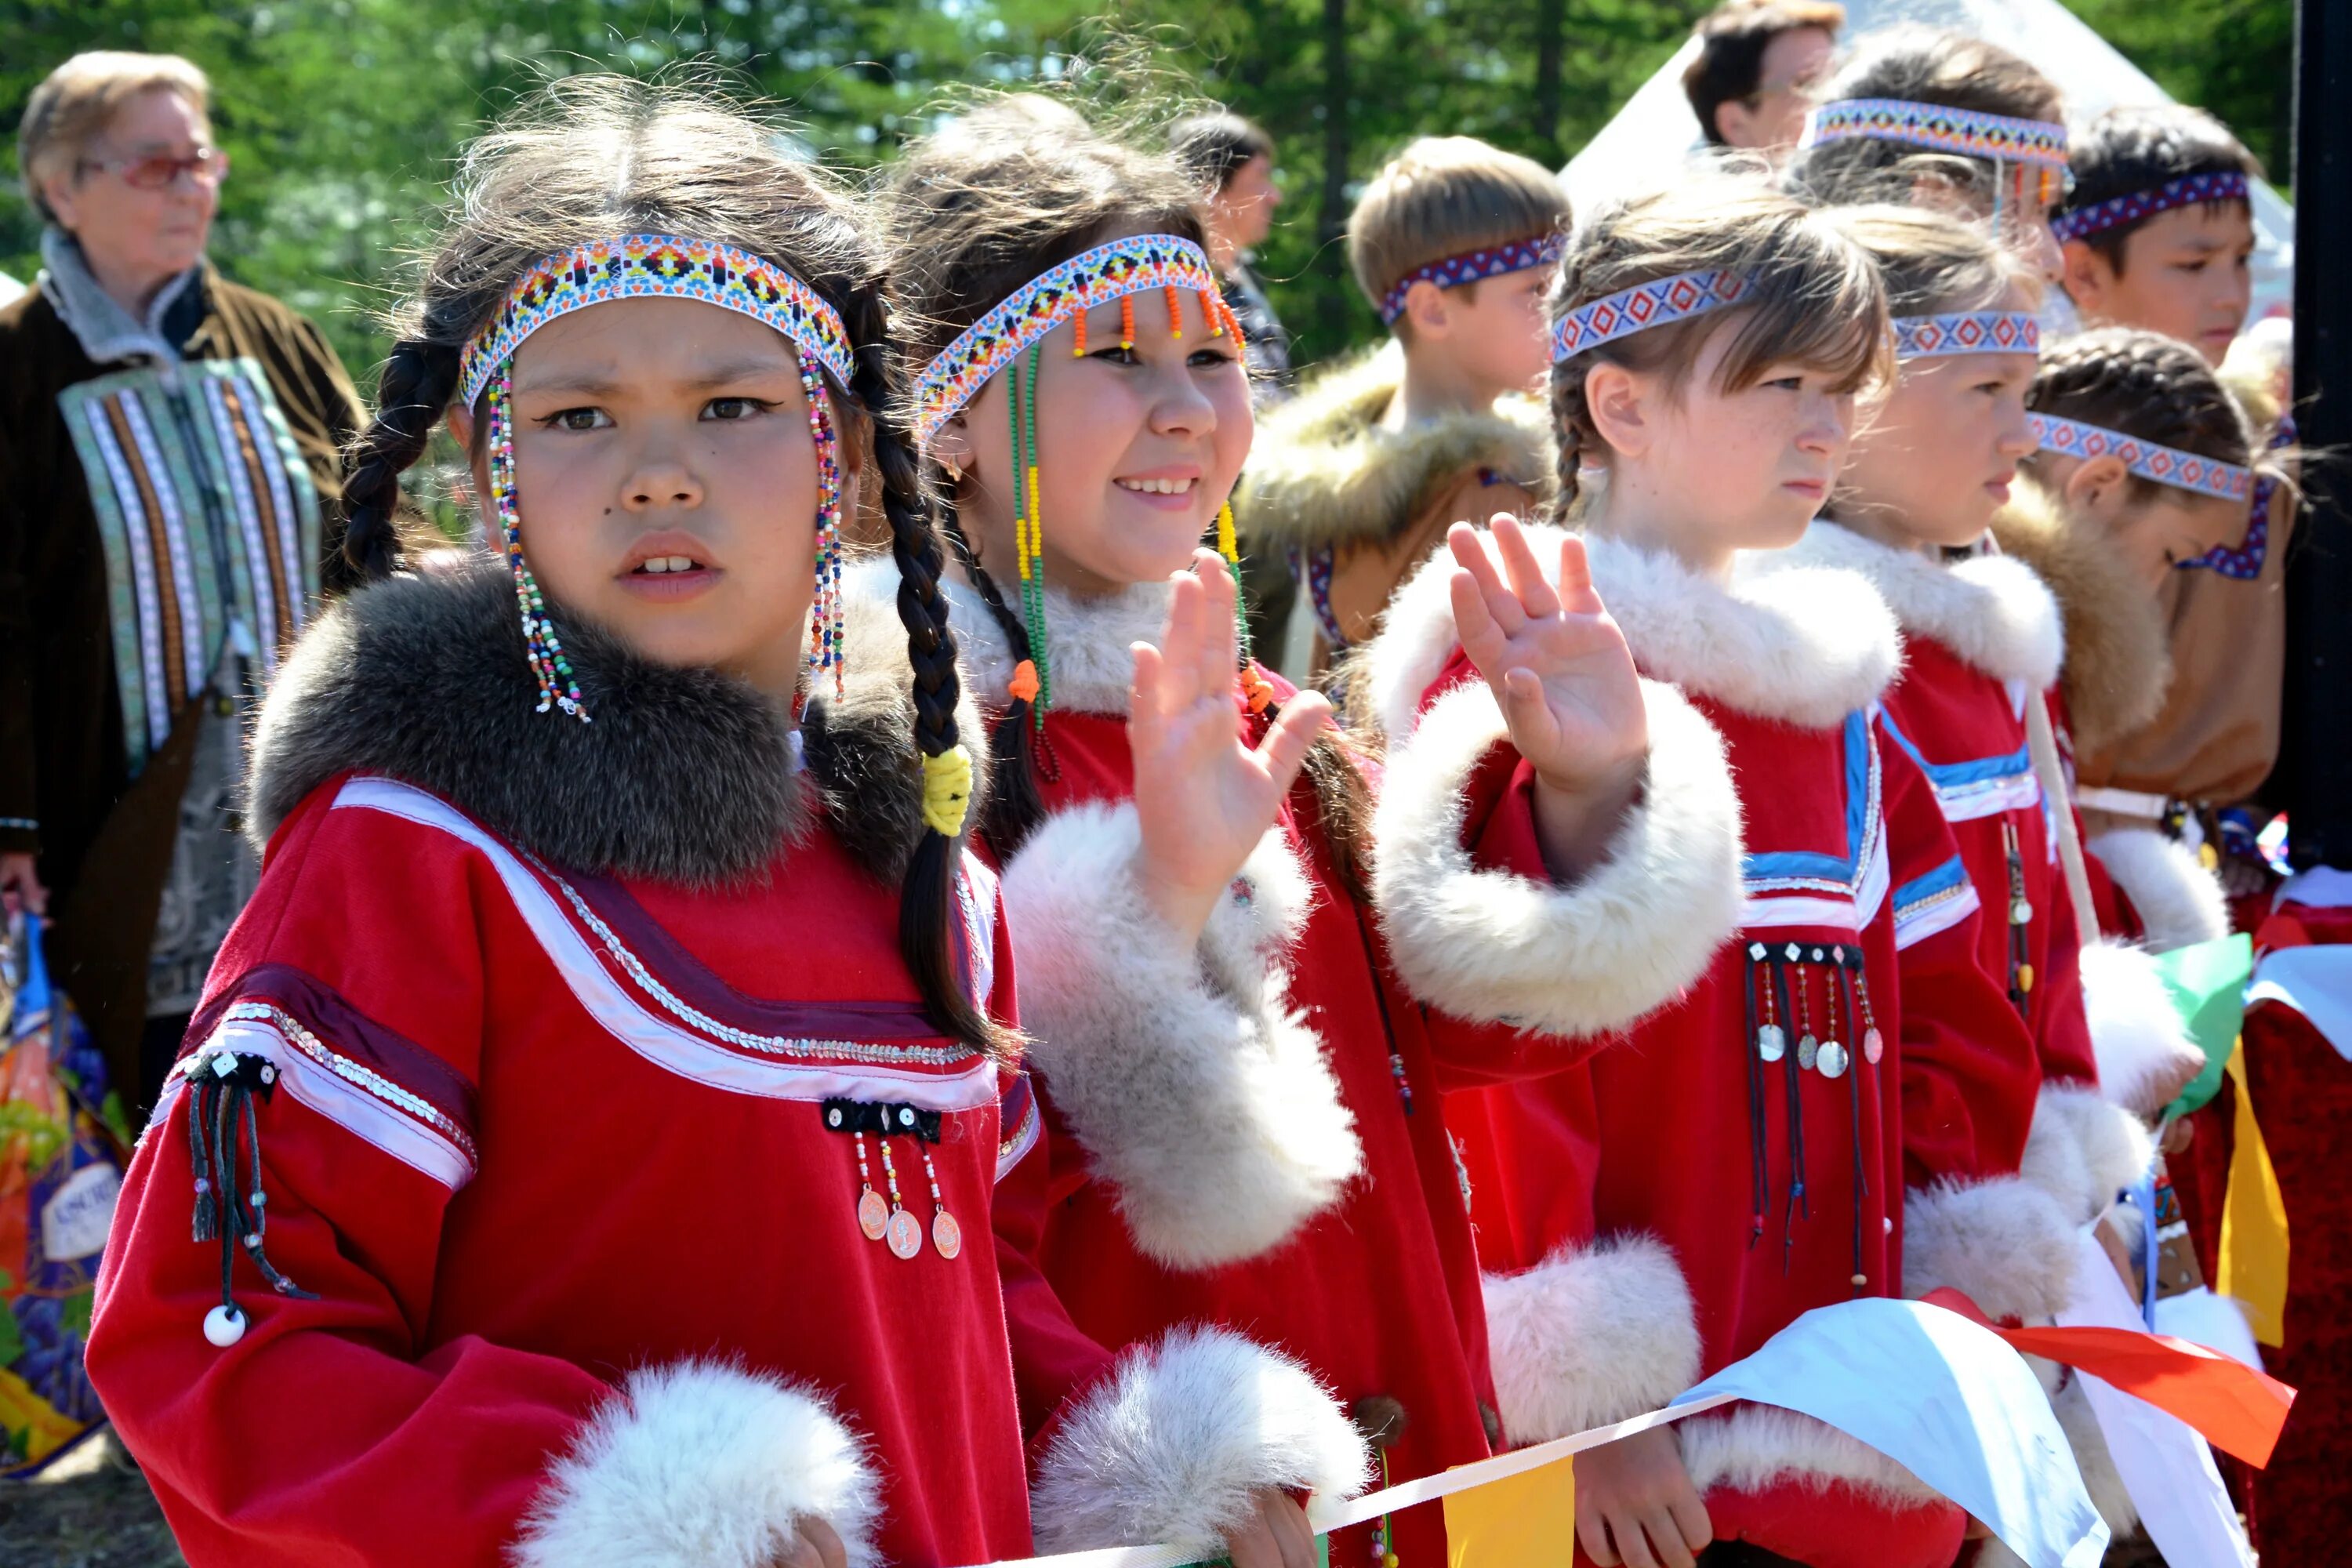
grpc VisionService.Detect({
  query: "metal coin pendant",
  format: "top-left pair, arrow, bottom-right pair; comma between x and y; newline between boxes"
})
886,1207 -> 923,1260
857,1189 -> 891,1241
2012,899 -> 2034,924
1863,1027 -> 1885,1065
1817,1040 -> 1849,1079
932,1209 -> 964,1261
1797,1033 -> 1819,1071
1757,1024 -> 1787,1063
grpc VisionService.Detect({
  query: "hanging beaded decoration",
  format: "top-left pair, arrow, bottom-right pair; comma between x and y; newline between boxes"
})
2028,412 -> 2253,502
2051,171 -> 2250,243
1740,939 -> 1884,1285
1377,231 -> 1567,325
1892,311 -> 2041,361
1798,98 -> 2070,233
2002,819 -> 2034,1011
457,235 -> 860,718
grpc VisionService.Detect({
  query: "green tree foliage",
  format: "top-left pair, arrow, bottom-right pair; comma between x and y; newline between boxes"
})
1,0 -> 2295,384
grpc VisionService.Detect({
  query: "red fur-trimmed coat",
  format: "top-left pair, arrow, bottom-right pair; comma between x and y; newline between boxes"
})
1361,525 -> 2049,1568
886,562 -> 1744,1566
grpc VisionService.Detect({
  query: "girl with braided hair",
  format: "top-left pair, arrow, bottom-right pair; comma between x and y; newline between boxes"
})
1363,178 -> 2057,1568
85,78 -> 1043,1568
871,100 -> 1741,1566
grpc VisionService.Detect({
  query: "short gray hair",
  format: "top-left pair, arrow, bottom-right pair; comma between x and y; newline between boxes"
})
17,51 -> 212,221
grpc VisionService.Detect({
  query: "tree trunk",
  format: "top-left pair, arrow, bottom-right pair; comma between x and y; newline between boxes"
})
1316,0 -> 1352,353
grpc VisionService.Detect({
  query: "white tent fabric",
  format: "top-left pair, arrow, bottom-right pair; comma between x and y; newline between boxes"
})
1563,0 -> 2293,323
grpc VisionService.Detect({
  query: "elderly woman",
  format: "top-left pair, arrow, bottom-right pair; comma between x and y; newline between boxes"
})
0,52 -> 361,1109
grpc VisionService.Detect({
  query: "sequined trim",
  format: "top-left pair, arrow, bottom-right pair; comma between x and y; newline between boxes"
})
203,1000 -> 479,1167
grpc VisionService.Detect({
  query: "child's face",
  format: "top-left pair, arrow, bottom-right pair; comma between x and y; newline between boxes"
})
1836,290 -> 2041,548
481,296 -> 838,701
943,273 -> 1253,597
2048,454 -> 2249,590
1412,267 -> 1554,398
2062,201 -> 2256,364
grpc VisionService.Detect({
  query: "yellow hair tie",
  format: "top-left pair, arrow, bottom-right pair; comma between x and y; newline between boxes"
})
921,745 -> 975,838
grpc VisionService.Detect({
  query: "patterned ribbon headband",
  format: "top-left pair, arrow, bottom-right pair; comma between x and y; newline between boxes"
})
1378,232 -> 1567,325
2051,171 -> 2252,243
1551,268 -> 1754,363
2029,412 -> 2252,502
1800,98 -> 2069,171
457,234 -> 856,408
1893,311 -> 2041,360
912,233 -> 1233,446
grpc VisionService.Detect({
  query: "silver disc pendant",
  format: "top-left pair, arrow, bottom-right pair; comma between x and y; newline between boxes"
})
1797,1033 -> 1819,1070
885,1207 -> 923,1260
1864,1027 -> 1885,1065
2012,898 -> 2034,924
1818,1040 -> 1849,1079
932,1209 -> 964,1261
1757,1024 -> 1787,1062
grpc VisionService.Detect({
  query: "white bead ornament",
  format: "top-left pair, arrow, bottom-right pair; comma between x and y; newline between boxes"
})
204,1305 -> 247,1347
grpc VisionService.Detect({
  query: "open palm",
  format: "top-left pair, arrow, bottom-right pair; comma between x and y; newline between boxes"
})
1130,550 -> 1331,946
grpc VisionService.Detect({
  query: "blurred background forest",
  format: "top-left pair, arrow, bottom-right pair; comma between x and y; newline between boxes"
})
0,0 -> 2296,383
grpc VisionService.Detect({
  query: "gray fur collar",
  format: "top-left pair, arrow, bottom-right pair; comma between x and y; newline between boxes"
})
38,226 -> 200,366
248,557 -> 962,887
1777,521 -> 2063,690
1235,347 -> 1554,550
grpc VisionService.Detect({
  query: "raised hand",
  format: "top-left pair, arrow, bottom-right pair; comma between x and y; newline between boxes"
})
1447,514 -> 1649,880
764,1516 -> 850,1568
1131,550 -> 1332,947
1223,1487 -> 1320,1568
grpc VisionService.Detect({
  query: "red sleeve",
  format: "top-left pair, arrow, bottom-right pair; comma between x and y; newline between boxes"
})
85,783 -> 612,1567
2031,815 -> 2100,1087
1879,724 -> 2042,1186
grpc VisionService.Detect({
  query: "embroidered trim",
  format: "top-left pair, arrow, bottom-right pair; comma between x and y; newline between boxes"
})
1892,855 -> 1980,951
1552,270 -> 1752,364
2052,172 -> 2251,242
1893,311 -> 2040,360
1799,97 -> 2069,170
1879,709 -> 2039,825
2029,412 -> 2252,502
996,1073 -> 1043,1182
1740,710 -> 1890,931
913,234 -> 1224,445
1377,232 -> 1565,325
457,235 -> 855,406
213,1000 -> 478,1162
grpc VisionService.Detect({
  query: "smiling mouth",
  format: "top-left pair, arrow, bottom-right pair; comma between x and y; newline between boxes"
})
1115,477 -> 1198,496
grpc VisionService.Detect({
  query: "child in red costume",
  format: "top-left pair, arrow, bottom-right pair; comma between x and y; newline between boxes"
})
1362,181 -> 2045,1568
877,110 -> 1744,1566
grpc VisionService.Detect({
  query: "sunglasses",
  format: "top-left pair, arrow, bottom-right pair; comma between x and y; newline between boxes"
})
78,145 -> 230,190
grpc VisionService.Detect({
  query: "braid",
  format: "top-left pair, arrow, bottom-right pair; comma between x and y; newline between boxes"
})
1544,364 -> 1589,526
939,511 -> 1049,851
2026,327 -> 2256,494
339,337 -> 459,585
847,301 -> 1013,1059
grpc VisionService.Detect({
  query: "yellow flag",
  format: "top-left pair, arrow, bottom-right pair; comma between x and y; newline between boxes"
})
1443,1454 -> 1577,1568
2216,1039 -> 2289,1346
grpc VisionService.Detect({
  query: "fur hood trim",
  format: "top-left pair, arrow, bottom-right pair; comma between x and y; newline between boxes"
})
1029,1326 -> 1370,1555
1372,677 -> 1744,1038
2079,941 -> 2207,1116
249,557 -> 982,888
1484,1236 -> 1703,1443
1988,484 -> 2169,755
1902,1174 -> 2081,1324
1676,1403 -> 1944,1508
1775,522 -> 2063,690
2020,1082 -> 2157,1229
513,1359 -> 881,1568
1361,521 -> 1900,742
1233,350 -> 1553,550
998,801 -> 1363,1270
2086,828 -> 2230,953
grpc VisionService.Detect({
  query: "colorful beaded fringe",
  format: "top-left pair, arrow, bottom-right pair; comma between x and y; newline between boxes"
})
1377,231 -> 1566,325
913,233 -> 1234,445
2051,171 -> 2252,242
1007,343 -> 1052,725
1893,310 -> 2041,360
1551,268 -> 1753,363
484,368 -> 589,722
2029,412 -> 2253,502
1799,97 -> 2069,171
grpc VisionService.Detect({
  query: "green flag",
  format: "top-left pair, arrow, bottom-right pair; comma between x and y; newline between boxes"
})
2154,933 -> 2255,1117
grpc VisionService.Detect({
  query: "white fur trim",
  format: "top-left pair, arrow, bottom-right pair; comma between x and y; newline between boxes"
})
1676,1403 -> 1944,1505
2079,941 -> 2207,1116
1371,677 -> 1743,1037
511,1360 -> 880,1568
1777,523 -> 2063,690
1029,1326 -> 1370,1555
2020,1082 -> 2157,1227
1485,1236 -> 1703,1442
1901,1175 -> 2081,1324
1000,801 -> 1363,1269
928,563 -> 1173,717
1360,522 -> 1901,744
2086,828 -> 2230,953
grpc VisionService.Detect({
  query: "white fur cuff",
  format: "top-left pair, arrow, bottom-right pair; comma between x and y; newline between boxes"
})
1372,677 -> 1743,1040
2086,828 -> 2229,953
512,1360 -> 880,1568
2078,940 -> 2205,1116
2019,1082 -> 2156,1227
1902,1175 -> 2081,1325
1000,802 -> 1362,1270
1485,1235 -> 1703,1443
1030,1326 -> 1370,1555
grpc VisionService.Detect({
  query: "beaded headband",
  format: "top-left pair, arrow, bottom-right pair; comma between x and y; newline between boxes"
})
1800,98 -> 2069,171
1377,232 -> 1567,325
2050,171 -> 2252,243
460,234 -> 858,722
2029,412 -> 2252,502
1893,311 -> 2041,360
1550,268 -> 1754,363
912,233 -> 1234,446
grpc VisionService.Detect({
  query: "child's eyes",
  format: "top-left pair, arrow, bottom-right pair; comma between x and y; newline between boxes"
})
1762,374 -> 1805,392
703,396 -> 775,421
1090,345 -> 1142,366
542,406 -> 612,432
1189,347 -> 1240,370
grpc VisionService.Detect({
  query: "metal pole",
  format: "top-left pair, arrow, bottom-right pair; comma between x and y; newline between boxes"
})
2283,0 -> 2352,869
